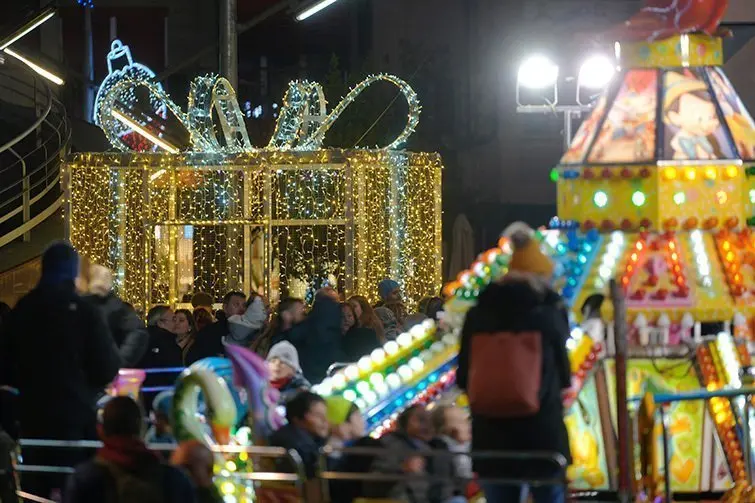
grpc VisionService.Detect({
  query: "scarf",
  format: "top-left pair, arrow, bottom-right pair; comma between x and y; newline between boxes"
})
270,376 -> 293,390
97,433 -> 159,471
176,332 -> 193,350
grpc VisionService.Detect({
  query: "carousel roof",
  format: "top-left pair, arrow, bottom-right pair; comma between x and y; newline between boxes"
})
559,67 -> 755,166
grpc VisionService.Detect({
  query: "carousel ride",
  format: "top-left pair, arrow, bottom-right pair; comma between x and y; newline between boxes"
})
436,4 -> 755,500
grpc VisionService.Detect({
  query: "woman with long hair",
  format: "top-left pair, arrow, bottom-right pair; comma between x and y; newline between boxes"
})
347,295 -> 386,344
193,306 -> 214,333
173,308 -> 197,364
251,297 -> 305,358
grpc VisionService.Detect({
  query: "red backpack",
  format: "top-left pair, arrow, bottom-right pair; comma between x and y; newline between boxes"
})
466,329 -> 542,417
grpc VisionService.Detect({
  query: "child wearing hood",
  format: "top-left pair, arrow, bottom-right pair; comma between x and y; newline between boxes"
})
266,341 -> 311,404
225,294 -> 267,347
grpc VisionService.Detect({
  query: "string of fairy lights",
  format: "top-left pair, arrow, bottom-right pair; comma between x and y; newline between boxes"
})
66,151 -> 442,310
71,43 -> 440,309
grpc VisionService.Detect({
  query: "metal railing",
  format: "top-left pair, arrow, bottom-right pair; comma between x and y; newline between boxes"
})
8,436 -> 569,503
13,440 -> 307,502
317,445 -> 568,502
0,56 -> 70,250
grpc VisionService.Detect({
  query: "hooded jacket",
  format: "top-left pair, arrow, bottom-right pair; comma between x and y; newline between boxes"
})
226,296 -> 267,347
457,272 -> 572,479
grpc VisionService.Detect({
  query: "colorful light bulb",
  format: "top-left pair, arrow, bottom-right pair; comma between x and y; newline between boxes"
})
631,191 -> 646,207
593,190 -> 608,208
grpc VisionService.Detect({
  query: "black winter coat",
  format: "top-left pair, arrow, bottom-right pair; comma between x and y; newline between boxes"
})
64,457 -> 196,503
137,326 -> 183,389
85,293 -> 149,367
342,326 -> 380,363
457,273 -> 572,480
0,283 -> 121,438
268,423 -> 326,479
273,296 -> 344,383
185,318 -> 228,365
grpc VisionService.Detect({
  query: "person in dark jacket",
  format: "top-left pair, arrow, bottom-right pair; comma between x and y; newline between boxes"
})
139,305 -> 183,367
64,396 -> 195,503
340,302 -> 380,362
274,287 -> 344,384
365,405 -> 434,502
0,242 -> 122,499
85,264 -> 149,367
185,291 -> 246,364
457,222 -> 572,503
268,391 -> 329,479
137,305 -> 183,390
266,341 -> 311,404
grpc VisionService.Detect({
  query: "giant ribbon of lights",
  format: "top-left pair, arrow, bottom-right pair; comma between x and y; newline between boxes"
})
94,40 -> 421,153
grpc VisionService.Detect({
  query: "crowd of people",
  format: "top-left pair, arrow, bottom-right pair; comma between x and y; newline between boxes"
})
0,219 -> 574,502
140,277 -> 441,386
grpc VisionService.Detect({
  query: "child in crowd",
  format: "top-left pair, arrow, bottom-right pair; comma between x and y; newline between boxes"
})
324,397 -> 377,503
367,404 -> 434,502
266,341 -> 311,404
145,390 -> 176,450
324,396 -> 366,461
430,404 -> 474,503
226,294 -> 268,347
268,391 -> 329,480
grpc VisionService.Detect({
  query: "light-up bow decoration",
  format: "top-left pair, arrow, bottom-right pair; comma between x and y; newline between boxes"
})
94,47 -> 421,153
93,40 -> 168,152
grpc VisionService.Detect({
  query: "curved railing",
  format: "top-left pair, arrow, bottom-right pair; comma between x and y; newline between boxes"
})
0,57 -> 70,249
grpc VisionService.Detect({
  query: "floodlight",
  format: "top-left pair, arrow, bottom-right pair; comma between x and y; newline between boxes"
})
578,55 -> 615,89
517,55 -> 559,89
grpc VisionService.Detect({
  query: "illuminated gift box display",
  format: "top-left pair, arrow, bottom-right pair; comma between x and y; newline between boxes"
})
65,40 -> 442,311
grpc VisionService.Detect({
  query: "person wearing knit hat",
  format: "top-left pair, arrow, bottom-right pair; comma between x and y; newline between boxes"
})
377,278 -> 401,305
40,241 -> 81,286
323,396 -> 366,474
325,396 -> 365,442
457,225 -> 573,503
0,241 -> 121,498
503,222 -> 555,278
267,341 -> 311,404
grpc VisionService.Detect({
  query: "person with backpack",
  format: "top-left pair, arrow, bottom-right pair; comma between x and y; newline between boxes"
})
64,396 -> 195,503
456,222 -> 572,503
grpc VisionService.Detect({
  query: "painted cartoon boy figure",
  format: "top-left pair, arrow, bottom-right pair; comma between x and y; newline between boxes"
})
664,71 -> 724,160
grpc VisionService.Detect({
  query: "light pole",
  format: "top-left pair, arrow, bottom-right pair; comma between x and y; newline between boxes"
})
516,54 -> 615,152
